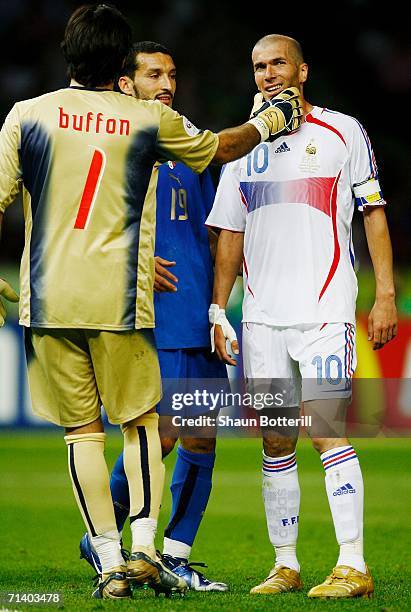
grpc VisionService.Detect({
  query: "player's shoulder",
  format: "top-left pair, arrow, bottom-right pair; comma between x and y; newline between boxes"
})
315,106 -> 367,138
218,156 -> 244,180
12,89 -> 67,120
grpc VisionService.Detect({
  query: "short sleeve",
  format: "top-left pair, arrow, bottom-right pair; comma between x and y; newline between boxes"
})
349,119 -> 386,211
0,104 -> 22,213
206,162 -> 246,232
156,105 -> 218,174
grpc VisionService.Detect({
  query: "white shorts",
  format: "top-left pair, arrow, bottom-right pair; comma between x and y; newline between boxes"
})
242,322 -> 356,405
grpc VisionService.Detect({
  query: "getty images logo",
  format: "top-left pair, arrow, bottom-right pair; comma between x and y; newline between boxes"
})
333,483 -> 356,496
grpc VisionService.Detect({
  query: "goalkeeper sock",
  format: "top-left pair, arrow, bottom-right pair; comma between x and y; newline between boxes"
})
64,433 -> 123,572
321,445 -> 366,573
164,446 -> 215,550
262,451 -> 300,573
122,413 -> 165,552
110,452 -> 130,531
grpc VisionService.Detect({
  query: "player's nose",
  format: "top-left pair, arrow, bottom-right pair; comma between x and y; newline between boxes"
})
264,64 -> 278,80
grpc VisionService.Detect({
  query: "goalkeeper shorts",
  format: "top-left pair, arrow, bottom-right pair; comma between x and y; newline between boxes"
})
24,327 -> 161,427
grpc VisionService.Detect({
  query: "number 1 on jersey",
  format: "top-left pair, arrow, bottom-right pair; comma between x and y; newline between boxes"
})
74,147 -> 106,230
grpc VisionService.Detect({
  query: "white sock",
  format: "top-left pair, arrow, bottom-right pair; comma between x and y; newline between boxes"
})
130,517 -> 157,551
262,451 -> 300,573
163,537 -> 191,561
321,445 -> 366,573
91,530 -> 123,573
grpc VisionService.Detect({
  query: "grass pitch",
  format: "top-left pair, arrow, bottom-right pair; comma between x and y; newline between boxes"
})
1,432 -> 410,611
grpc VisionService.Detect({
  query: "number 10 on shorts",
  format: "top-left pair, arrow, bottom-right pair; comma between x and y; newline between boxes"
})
312,354 -> 343,385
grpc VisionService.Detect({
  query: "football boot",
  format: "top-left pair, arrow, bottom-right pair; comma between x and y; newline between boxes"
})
162,554 -> 228,592
127,547 -> 187,596
308,564 -> 374,598
92,566 -> 131,599
250,565 -> 302,594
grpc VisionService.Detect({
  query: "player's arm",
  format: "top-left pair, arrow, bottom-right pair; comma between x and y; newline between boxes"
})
0,213 -> 19,326
208,228 -> 219,262
211,230 -> 244,365
212,87 -> 303,164
363,206 -> 397,350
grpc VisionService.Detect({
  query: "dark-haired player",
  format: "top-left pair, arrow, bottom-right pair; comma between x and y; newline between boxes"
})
208,34 -> 397,599
79,40 -> 228,592
0,5 -> 303,600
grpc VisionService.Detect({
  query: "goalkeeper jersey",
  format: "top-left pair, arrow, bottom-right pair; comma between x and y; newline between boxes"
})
0,87 -> 218,330
206,106 -> 385,326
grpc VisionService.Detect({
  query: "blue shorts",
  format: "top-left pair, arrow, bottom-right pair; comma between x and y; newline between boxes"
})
157,347 -> 229,416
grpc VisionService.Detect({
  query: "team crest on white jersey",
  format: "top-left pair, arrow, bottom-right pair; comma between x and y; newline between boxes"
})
299,139 -> 320,173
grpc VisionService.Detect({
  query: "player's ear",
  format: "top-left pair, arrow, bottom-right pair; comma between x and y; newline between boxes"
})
118,76 -> 134,96
299,63 -> 308,84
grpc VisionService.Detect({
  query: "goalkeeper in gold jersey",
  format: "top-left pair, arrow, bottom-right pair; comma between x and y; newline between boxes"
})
0,3 -> 303,601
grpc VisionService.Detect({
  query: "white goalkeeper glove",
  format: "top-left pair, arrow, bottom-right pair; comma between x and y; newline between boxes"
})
0,278 -> 19,327
208,303 -> 238,354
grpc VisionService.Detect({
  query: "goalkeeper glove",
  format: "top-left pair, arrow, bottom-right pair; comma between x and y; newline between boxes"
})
209,303 -> 238,354
247,87 -> 303,142
250,92 -> 264,118
0,278 -> 19,327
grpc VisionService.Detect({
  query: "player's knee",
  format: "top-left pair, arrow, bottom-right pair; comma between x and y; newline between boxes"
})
64,416 -> 104,436
181,437 -> 216,454
121,411 -> 158,434
161,436 -> 177,457
263,435 -> 297,457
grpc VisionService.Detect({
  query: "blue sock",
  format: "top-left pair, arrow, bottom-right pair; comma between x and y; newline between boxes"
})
110,452 -> 130,532
164,446 -> 215,548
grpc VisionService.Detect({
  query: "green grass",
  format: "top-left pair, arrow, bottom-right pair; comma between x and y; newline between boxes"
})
1,432 -> 410,611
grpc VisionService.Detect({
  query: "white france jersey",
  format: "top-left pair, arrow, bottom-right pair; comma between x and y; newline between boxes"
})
206,106 -> 385,326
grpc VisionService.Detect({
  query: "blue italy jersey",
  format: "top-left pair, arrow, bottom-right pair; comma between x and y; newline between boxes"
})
154,162 -> 215,349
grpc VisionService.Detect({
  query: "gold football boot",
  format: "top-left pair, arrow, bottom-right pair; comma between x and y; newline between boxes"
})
127,546 -> 187,596
308,565 -> 374,598
92,566 -> 131,599
250,566 -> 302,594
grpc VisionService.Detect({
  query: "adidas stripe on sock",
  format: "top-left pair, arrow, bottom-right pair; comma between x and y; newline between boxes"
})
321,445 -> 365,573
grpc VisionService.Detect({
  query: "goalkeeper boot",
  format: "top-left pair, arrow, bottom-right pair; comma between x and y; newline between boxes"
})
92,566 -> 131,599
250,566 -> 302,594
308,565 -> 374,599
127,547 -> 187,596
80,533 -> 129,576
162,554 -> 228,592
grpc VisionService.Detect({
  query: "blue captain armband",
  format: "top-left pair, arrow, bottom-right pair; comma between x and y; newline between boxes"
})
353,177 -> 386,211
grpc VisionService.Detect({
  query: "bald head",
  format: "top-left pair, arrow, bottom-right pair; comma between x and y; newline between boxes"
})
253,35 -> 304,66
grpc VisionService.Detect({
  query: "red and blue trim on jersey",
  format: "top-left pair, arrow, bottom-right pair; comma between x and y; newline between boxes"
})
321,446 -> 357,471
318,170 -> 342,301
239,176 -> 336,217
352,118 -> 378,179
263,452 -> 297,475
344,323 -> 355,379
243,255 -> 255,298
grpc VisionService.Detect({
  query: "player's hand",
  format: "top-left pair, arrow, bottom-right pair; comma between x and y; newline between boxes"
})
154,257 -> 178,292
248,87 -> 303,142
209,303 -> 239,366
0,278 -> 19,327
367,296 -> 398,350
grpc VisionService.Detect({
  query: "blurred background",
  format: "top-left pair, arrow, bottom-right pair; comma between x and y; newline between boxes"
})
0,0 -> 410,428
